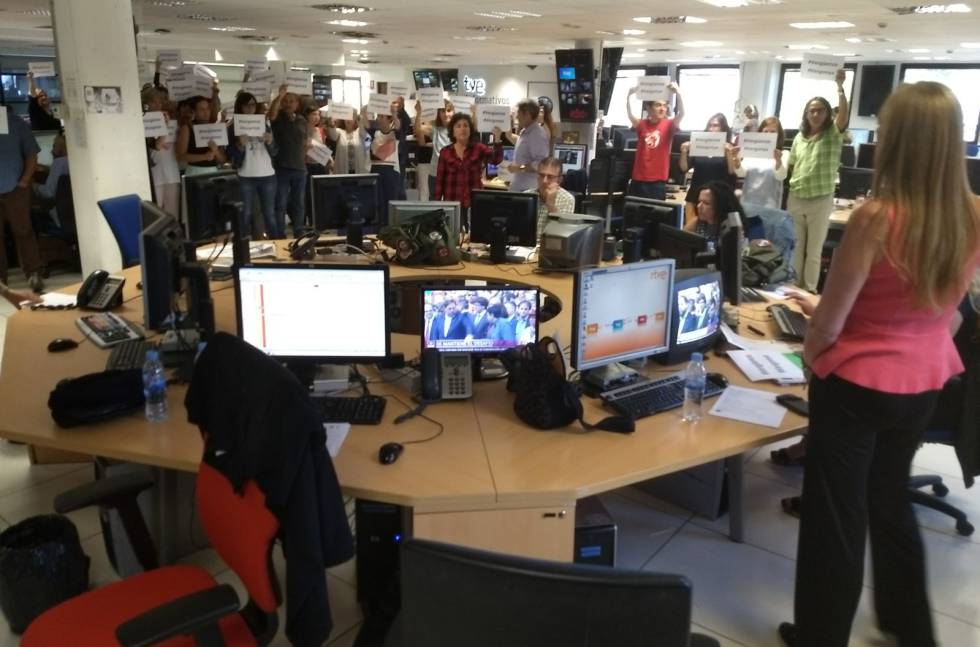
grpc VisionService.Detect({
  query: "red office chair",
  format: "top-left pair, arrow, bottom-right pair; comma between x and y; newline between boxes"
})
21,462 -> 281,647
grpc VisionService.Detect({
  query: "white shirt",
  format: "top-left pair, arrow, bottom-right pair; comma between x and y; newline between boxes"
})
150,124 -> 180,185
329,126 -> 369,174
239,137 -> 276,178
735,152 -> 787,210
443,313 -> 453,337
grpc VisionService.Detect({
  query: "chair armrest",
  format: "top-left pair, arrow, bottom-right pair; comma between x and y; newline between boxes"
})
54,470 -> 155,513
115,584 -> 240,647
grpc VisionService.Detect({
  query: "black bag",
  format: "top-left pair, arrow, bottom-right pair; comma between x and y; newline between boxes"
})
742,241 -> 788,287
500,337 -> 634,433
378,208 -> 460,266
0,514 -> 90,633
47,369 -> 144,428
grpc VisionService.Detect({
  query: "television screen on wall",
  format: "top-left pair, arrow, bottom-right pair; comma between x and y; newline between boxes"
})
555,49 -> 596,122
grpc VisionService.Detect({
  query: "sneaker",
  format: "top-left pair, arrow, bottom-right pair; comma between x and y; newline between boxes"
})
28,273 -> 45,293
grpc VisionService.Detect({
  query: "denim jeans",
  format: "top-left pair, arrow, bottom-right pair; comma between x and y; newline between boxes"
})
275,167 -> 307,238
239,175 -> 276,238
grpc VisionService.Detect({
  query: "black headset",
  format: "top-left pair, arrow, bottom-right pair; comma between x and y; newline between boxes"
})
288,231 -> 320,261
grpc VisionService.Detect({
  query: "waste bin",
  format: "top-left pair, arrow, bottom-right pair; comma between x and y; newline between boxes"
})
0,514 -> 90,633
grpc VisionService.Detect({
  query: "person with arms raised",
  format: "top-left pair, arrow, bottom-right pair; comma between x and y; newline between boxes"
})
176,95 -> 227,177
268,85 -> 309,238
626,81 -> 684,201
26,72 -> 61,131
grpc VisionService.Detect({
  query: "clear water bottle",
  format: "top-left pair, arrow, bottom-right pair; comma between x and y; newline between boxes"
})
142,350 -> 168,422
682,352 -> 707,423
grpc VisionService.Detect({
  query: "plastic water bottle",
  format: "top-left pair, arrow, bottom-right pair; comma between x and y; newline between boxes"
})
142,350 -> 168,422
682,352 -> 707,423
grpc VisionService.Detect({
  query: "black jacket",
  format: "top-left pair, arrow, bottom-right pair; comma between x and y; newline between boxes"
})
953,300 -> 980,487
185,333 -> 354,647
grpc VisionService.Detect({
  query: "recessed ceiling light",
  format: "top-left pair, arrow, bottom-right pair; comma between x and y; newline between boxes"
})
697,0 -> 749,6
908,48 -> 931,52
681,40 -> 723,47
237,34 -> 278,42
150,0 -> 199,6
178,13 -> 230,21
845,37 -> 862,43
310,3 -> 373,13
325,19 -> 370,26
790,21 -> 855,29
787,43 -> 829,50
962,41 -> 980,47
633,16 -> 652,22
465,25 -> 515,32
342,38 -> 369,44
622,53 -> 644,58
890,3 -> 971,12
623,28 -> 646,35
833,52 -> 857,56
208,26 -> 256,32
684,16 -> 708,23
595,30 -> 617,35
473,10 -> 541,19
453,35 -> 494,40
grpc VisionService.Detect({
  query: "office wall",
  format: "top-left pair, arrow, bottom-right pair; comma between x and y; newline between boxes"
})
457,64 -> 557,106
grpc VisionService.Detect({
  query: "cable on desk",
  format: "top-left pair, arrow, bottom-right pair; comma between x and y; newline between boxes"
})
384,393 -> 445,446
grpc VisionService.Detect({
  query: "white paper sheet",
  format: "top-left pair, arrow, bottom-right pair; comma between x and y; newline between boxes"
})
719,322 -> 793,353
419,87 -> 444,122
709,385 -> 787,428
477,104 -> 510,132
142,111 -> 169,138
285,71 -> 312,95
450,94 -> 475,110
0,109 -> 10,135
801,53 -> 845,81
32,292 -> 77,308
727,350 -> 805,383
308,139 -> 333,165
28,61 -> 56,78
387,81 -> 410,99
192,123 -> 228,147
234,114 -> 266,137
157,49 -> 182,70
368,93 -> 392,117
324,423 -> 351,458
689,131 -> 727,158
328,102 -> 355,122
738,132 -> 778,159
637,76 -> 670,102
245,59 -> 268,75
242,81 -> 272,100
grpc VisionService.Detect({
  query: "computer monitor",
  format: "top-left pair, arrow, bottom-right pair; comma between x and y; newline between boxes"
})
613,128 -> 637,151
838,167 -> 874,200
718,213 -> 744,305
554,144 -> 588,174
388,200 -> 462,243
659,269 -> 723,365
668,152 -> 687,186
413,69 -> 442,89
782,129 -> 798,148
139,201 -> 186,331
485,146 -> 514,179
671,132 -> 691,154
421,286 -> 539,354
234,263 -> 390,363
182,169 -> 241,242
856,142 -> 876,169
469,190 -> 539,263
656,224 -> 708,269
310,173 -> 381,233
538,213 -> 605,270
572,259 -> 675,390
965,157 -> 980,195
622,197 -> 684,262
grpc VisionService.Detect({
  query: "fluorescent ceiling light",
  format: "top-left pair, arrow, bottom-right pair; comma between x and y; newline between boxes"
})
207,26 -> 255,32
635,15 -> 708,23
325,19 -> 370,26
790,21 -> 855,29
697,0 -> 749,7
622,28 -> 646,35
474,10 -> 541,19
633,16 -> 652,22
787,43 -> 829,50
845,37 -> 862,43
681,40 -> 723,47
833,52 -> 857,56
342,38 -> 369,43
962,42 -> 980,47
908,48 -> 930,52
685,16 -> 708,23
915,3 -> 971,12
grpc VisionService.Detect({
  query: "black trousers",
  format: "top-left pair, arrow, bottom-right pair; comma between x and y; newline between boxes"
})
795,374 -> 940,647
627,179 -> 666,201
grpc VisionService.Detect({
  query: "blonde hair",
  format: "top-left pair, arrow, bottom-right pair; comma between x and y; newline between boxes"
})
873,81 -> 980,309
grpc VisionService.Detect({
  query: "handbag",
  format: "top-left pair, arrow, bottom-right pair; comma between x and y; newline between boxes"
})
378,209 -> 460,266
47,369 -> 144,428
500,337 -> 634,433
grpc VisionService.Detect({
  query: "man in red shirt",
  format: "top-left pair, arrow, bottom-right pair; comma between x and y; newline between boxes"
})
626,82 -> 684,201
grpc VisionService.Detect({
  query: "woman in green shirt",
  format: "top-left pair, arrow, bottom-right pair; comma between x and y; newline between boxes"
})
787,68 -> 849,292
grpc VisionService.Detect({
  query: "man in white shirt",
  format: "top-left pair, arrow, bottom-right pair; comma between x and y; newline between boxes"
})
524,156 -> 575,241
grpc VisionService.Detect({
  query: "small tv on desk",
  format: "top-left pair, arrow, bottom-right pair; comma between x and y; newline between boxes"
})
657,269 -> 723,365
469,190 -> 539,263
310,174 -> 381,234
421,286 -> 540,353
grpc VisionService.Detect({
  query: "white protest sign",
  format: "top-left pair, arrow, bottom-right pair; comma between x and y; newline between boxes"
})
637,76 -> 670,102
328,102 -> 355,121
450,95 -> 475,110
689,131 -> 728,158
194,63 -> 217,79
250,70 -> 276,86
193,75 -> 214,98
193,123 -> 228,147
419,87 -> 444,122
308,139 -> 333,166
245,59 -> 268,75
234,114 -> 266,137
286,71 -> 312,95
143,111 -> 169,138
0,109 -> 8,135
28,61 -> 56,78
387,81 -> 410,100
158,49 -> 181,70
738,131 -> 778,159
476,104 -> 511,132
167,80 -> 195,102
243,81 -> 272,99
368,93 -> 392,117
800,53 -> 845,81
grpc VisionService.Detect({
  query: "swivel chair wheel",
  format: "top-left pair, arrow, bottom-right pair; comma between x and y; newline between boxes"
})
956,520 -> 974,537
932,483 -> 950,497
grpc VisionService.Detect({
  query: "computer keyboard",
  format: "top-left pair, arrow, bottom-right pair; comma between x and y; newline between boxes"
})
75,312 -> 144,349
106,339 -> 156,371
314,395 -> 387,425
600,374 -> 726,420
768,304 -> 808,341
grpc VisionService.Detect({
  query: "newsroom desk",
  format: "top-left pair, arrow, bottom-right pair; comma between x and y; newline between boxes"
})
0,256 -> 807,562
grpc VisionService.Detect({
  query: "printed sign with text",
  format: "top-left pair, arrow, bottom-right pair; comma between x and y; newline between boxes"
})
368,93 -> 392,117
234,114 -> 267,138
637,76 -> 670,102
286,72 -> 312,95
387,82 -> 410,100
450,95 -> 475,110
245,59 -> 268,75
167,80 -> 195,102
689,131 -> 728,158
476,104 -> 511,132
308,139 -> 333,166
28,61 -> 56,78
192,123 -> 229,148
143,111 -> 170,138
800,53 -> 845,81
419,87 -> 444,122
328,102 -> 355,122
737,132 -> 778,159
158,49 -> 181,70
243,81 -> 272,99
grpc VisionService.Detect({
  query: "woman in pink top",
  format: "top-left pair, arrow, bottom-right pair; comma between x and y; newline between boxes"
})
779,82 -> 980,647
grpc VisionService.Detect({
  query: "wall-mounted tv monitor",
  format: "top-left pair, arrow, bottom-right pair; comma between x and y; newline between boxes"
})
413,69 -> 442,90
555,49 -> 596,123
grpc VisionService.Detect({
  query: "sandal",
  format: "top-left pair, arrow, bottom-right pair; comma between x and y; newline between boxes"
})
781,496 -> 802,518
770,448 -> 805,466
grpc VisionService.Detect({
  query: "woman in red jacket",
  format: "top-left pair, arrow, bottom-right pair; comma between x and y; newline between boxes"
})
434,113 -> 503,229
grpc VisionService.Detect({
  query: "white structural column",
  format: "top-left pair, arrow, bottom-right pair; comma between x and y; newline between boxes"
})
52,0 -> 151,274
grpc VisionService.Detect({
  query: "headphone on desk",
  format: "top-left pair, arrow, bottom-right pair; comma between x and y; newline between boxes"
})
288,231 -> 320,261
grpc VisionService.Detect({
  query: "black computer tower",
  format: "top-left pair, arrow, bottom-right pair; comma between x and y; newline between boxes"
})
574,496 -> 617,567
355,499 -> 405,609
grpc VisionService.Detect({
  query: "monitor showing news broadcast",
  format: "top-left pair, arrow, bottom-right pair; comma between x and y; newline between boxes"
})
422,287 -> 539,353
675,279 -> 721,345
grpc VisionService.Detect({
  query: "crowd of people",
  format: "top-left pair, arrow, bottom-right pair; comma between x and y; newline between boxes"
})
423,288 -> 537,347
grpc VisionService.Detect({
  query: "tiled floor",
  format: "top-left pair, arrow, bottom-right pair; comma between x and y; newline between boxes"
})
2,273 -> 979,645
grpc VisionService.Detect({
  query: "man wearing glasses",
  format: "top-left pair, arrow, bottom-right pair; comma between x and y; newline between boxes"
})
525,156 -> 575,243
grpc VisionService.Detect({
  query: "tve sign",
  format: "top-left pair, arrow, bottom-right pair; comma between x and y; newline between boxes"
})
463,75 -> 487,96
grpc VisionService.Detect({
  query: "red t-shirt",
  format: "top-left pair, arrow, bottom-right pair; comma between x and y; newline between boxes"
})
631,118 -> 677,182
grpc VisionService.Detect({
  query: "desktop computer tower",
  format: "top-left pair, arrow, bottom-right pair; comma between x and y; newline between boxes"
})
354,499 -> 407,647
574,496 -> 617,567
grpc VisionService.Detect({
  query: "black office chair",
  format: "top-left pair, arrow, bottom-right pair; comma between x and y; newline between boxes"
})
384,539 -> 720,647
840,145 -> 856,168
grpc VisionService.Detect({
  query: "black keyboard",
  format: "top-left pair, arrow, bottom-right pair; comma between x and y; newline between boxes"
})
106,340 -> 155,371
315,395 -> 387,425
768,304 -> 808,340
600,374 -> 726,420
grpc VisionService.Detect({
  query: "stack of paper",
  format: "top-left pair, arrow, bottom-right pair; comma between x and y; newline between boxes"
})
727,350 -> 806,385
709,386 -> 787,428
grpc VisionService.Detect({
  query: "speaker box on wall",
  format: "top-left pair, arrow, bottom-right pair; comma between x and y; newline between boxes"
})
858,65 -> 895,117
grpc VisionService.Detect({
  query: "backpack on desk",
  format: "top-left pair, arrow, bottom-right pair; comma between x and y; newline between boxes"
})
378,208 -> 460,266
742,241 -> 788,287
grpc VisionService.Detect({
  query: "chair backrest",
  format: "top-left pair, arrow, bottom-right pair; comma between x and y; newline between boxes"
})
396,539 -> 694,647
55,175 -> 76,237
742,203 -> 797,284
97,194 -> 142,267
840,145 -> 856,168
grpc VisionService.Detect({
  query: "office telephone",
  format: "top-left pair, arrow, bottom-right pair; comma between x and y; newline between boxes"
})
77,270 -> 126,311
421,348 -> 473,401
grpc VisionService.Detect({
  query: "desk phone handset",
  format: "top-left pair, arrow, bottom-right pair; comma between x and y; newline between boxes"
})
421,348 -> 473,401
77,270 -> 126,311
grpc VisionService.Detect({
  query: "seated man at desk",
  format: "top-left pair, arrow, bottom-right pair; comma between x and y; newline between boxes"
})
525,156 -> 575,242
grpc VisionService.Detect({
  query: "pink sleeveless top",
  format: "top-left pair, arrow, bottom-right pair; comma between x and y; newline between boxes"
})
811,254 -> 977,394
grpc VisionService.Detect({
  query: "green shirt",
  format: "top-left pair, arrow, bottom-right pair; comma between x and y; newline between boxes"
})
788,126 -> 845,199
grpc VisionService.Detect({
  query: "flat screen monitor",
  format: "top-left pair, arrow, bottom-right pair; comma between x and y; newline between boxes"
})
554,144 -> 588,174
838,167 -> 874,200
388,200 -> 462,243
782,129 -> 799,148
856,142 -> 876,169
469,190 -> 539,262
139,201 -> 186,331
966,157 -> 980,195
310,173 -> 381,233
671,132 -> 691,154
657,224 -> 707,269
718,215 -> 744,305
413,69 -> 442,89
485,146 -> 514,178
669,153 -> 687,186
182,169 -> 240,242
622,197 -> 684,260
660,269 -> 723,365
421,286 -> 539,354
555,48 -> 596,122
440,70 -> 459,94
572,258 -> 675,372
234,263 -> 390,363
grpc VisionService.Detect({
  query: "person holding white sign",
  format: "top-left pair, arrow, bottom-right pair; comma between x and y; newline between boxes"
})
303,105 -> 331,176
268,85 -> 309,238
414,99 -> 454,200
228,92 -> 277,237
26,72 -> 61,131
326,105 -> 370,175
142,87 -> 181,215
434,113 -> 504,226
786,68 -> 849,292
626,81 -> 684,201
733,116 -> 787,210
679,113 -> 736,228
370,112 -> 407,214
177,95 -> 227,176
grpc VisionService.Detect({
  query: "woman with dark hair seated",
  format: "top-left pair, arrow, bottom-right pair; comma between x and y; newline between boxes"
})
684,180 -> 745,246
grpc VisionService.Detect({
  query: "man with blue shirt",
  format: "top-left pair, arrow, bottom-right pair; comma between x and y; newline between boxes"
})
0,105 -> 44,292
507,99 -> 551,193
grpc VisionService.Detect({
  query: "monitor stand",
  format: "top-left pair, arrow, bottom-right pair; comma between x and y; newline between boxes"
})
473,356 -> 508,381
581,362 -> 644,394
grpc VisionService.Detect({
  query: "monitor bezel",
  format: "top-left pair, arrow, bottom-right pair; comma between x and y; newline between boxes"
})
553,143 -> 589,174
233,262 -> 391,364
665,268 -> 724,363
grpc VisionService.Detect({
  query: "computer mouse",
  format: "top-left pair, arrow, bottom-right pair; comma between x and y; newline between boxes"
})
378,442 -> 404,465
707,372 -> 729,389
47,338 -> 79,353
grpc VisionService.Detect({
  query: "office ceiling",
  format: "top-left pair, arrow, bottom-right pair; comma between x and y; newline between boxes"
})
0,0 -> 978,66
